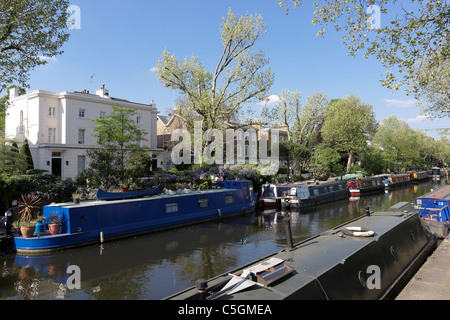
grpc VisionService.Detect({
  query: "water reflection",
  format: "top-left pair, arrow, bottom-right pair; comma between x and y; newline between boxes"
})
0,178 -> 447,300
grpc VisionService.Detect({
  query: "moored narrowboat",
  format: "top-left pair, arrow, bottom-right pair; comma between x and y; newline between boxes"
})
431,167 -> 442,180
165,207 -> 436,300
414,185 -> 450,238
12,180 -> 257,255
347,176 -> 385,197
281,180 -> 349,208
259,183 -> 300,208
383,173 -> 411,188
408,171 -> 430,184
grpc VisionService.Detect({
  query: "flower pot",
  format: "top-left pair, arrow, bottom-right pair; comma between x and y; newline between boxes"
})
120,187 -> 128,192
20,226 -> 35,238
48,223 -> 61,235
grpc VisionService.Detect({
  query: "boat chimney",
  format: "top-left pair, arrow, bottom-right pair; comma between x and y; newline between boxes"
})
365,207 -> 371,216
283,215 -> 294,251
196,279 -> 208,300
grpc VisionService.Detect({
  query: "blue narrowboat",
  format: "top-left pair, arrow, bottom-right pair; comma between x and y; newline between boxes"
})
12,180 -> 257,255
415,185 -> 450,238
281,180 -> 349,208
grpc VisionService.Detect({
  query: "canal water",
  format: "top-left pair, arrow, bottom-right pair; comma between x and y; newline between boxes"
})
0,178 -> 448,300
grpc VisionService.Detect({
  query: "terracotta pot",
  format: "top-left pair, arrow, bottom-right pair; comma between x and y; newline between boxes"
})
120,187 -> 128,192
48,223 -> 61,235
20,226 -> 35,238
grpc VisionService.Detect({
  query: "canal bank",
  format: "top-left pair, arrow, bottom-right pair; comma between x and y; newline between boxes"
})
396,235 -> 450,300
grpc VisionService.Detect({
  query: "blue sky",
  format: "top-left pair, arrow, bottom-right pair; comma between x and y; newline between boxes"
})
28,0 -> 448,138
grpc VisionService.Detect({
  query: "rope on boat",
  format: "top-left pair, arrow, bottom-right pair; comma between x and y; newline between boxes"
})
341,227 -> 375,237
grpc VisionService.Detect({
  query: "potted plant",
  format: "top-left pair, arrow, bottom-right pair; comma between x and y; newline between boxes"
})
16,194 -> 42,238
47,214 -> 61,235
72,192 -> 81,204
120,184 -> 129,192
34,215 -> 45,234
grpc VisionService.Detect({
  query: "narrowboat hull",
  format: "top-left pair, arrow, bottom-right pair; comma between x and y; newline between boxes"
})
166,209 -> 436,300
415,185 -> 450,238
347,177 -> 385,197
13,181 -> 257,255
282,181 -> 349,208
384,174 -> 411,188
259,184 -> 301,208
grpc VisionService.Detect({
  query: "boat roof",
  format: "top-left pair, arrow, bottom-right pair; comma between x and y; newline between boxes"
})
419,185 -> 450,201
46,188 -> 233,209
166,211 -> 418,300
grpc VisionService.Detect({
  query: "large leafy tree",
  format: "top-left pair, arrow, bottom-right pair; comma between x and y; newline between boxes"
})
87,106 -> 148,188
321,95 -> 377,173
0,0 -> 70,92
278,0 -> 450,118
156,8 -> 274,131
372,115 -> 421,171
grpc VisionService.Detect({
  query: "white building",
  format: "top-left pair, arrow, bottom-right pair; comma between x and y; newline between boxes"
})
5,85 -> 162,179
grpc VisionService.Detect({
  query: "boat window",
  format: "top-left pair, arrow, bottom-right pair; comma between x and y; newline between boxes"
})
244,186 -> 249,199
198,198 -> 209,208
225,195 -> 234,204
262,186 -> 275,197
166,202 -> 178,213
329,186 -> 334,192
313,189 -> 320,196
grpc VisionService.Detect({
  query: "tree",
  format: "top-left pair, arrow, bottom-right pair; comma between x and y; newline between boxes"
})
278,0 -> 450,118
261,90 -> 301,141
293,91 -> 328,147
156,8 -> 274,131
372,115 -> 421,172
321,95 -> 377,173
279,140 -> 309,180
87,106 -> 148,188
19,139 -> 34,171
0,0 -> 70,92
0,136 -> 28,174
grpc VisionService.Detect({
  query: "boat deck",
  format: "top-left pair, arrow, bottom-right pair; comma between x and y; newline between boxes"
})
396,234 -> 450,300
420,185 -> 450,200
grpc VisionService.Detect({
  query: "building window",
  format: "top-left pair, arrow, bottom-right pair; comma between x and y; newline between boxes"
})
78,129 -> 85,144
49,107 -> 56,117
48,128 -> 56,143
79,109 -> 85,118
280,136 -> 284,141
19,110 -> 24,133
136,116 -> 142,124
100,111 -> 106,118
77,155 -> 86,175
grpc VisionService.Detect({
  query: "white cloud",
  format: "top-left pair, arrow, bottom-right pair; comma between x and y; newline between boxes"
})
149,67 -> 158,73
383,98 -> 417,109
38,55 -> 58,62
406,114 -> 432,124
257,94 -> 280,106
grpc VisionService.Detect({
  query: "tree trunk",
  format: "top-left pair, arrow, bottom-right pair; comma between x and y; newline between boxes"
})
346,152 -> 354,173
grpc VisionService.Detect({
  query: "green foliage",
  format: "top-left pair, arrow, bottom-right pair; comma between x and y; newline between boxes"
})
278,0 -> 450,118
0,136 -> 28,174
156,8 -> 274,131
321,95 -> 377,173
0,0 -> 70,92
19,139 -> 34,171
87,105 -> 149,189
0,173 -> 76,214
